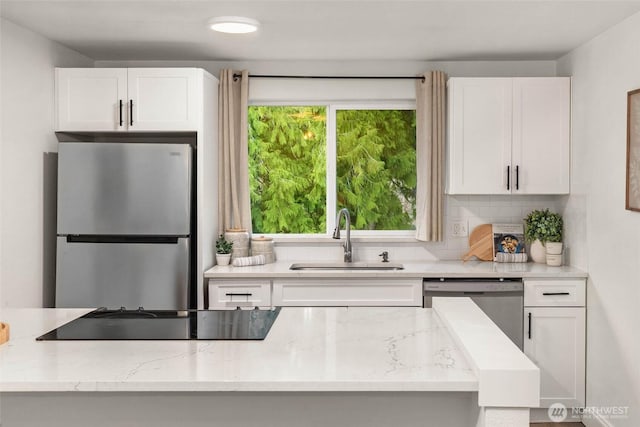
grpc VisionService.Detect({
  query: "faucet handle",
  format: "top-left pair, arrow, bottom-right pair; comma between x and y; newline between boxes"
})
379,251 -> 389,263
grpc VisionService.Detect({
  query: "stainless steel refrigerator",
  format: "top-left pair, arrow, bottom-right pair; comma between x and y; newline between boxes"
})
55,142 -> 192,310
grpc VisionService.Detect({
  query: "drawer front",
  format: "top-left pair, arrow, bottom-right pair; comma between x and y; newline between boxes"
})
209,280 -> 271,309
524,279 -> 585,307
272,279 -> 422,307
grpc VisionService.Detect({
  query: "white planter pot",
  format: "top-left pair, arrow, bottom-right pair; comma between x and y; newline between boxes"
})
216,253 -> 231,266
546,253 -> 563,266
529,239 -> 546,263
545,242 -> 563,255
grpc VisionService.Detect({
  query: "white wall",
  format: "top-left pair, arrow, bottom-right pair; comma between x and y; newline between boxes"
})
0,19 -> 93,308
557,11 -> 640,427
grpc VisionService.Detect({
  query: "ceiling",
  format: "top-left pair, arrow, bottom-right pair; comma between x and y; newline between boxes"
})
2,0 -> 640,62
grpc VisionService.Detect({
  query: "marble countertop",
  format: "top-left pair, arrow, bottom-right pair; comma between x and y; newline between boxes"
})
205,260 -> 587,279
0,307 -> 478,393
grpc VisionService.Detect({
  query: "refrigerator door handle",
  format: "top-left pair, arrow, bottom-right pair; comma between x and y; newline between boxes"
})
66,235 -> 180,244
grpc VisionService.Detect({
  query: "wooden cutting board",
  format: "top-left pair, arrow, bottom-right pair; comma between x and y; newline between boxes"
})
462,224 -> 494,262
0,322 -> 9,345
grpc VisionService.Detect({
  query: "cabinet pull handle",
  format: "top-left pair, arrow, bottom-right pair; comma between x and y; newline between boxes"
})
507,166 -> 510,190
528,312 -> 532,339
119,100 -> 123,126
516,165 -> 520,190
542,292 -> 570,296
225,293 -> 253,297
129,99 -> 134,126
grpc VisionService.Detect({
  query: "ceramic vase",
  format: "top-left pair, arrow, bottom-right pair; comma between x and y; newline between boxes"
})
529,239 -> 546,263
216,253 -> 231,266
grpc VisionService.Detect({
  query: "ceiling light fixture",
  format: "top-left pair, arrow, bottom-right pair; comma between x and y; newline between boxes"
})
208,16 -> 260,34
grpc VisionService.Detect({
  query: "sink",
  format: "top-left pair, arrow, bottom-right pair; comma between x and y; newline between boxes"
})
289,262 -> 404,271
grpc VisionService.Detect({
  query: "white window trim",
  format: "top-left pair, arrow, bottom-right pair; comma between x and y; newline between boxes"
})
248,99 -> 417,240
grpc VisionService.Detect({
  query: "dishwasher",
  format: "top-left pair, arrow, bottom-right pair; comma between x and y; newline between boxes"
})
423,278 -> 523,349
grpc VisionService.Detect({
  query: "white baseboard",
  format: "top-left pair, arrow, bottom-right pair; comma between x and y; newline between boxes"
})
530,408 -> 583,423
532,406 -> 622,426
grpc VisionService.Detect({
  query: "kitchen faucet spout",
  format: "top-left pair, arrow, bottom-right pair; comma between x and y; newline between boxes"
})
332,208 -> 352,262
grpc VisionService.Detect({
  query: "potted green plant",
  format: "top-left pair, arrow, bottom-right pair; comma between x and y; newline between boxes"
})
215,234 -> 233,266
524,209 -> 563,264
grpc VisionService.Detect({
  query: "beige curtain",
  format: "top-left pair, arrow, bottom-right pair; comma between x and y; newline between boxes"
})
218,69 -> 252,232
415,71 -> 447,241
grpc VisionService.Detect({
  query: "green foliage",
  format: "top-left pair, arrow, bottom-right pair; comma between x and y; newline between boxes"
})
524,209 -> 563,243
215,234 -> 233,254
248,106 -> 416,234
336,110 -> 416,230
249,106 -> 327,233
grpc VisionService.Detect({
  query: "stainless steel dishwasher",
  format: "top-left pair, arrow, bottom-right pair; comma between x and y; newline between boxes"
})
423,278 -> 524,349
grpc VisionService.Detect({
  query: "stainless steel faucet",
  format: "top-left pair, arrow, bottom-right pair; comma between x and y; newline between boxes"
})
332,208 -> 352,262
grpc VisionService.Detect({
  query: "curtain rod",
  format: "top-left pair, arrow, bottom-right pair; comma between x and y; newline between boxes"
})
233,74 -> 425,82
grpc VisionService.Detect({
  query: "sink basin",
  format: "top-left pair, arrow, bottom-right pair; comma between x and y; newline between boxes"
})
289,262 -> 404,271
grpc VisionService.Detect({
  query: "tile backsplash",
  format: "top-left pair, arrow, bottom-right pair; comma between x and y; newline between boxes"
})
441,195 -> 564,260
273,195 -> 563,262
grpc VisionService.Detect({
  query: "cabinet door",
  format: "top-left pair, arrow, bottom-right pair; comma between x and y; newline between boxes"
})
524,307 -> 585,408
208,280 -> 271,309
56,68 -> 127,131
447,78 -> 513,194
512,78 -> 570,194
272,279 -> 422,306
127,68 -> 199,131
524,279 -> 586,307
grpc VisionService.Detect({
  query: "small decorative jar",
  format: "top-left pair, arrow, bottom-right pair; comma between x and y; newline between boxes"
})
251,236 -> 275,264
545,242 -> 563,255
224,228 -> 250,261
546,254 -> 563,267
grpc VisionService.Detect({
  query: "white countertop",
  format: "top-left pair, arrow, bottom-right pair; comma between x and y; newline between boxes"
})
0,307 -> 478,393
205,260 -> 587,279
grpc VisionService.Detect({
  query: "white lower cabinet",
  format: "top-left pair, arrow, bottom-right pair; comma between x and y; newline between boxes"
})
272,279 -> 422,307
208,280 -> 271,309
524,279 -> 586,409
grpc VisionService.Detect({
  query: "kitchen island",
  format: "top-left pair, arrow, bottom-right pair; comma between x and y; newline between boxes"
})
0,299 -> 538,427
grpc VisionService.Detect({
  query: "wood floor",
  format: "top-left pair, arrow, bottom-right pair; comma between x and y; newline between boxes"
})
531,423 -> 585,427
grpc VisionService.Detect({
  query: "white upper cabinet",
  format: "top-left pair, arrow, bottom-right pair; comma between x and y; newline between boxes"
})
56,68 -> 127,132
512,78 -> 570,194
447,77 -> 570,195
448,78 -> 513,194
56,68 -> 199,132
127,68 -> 198,131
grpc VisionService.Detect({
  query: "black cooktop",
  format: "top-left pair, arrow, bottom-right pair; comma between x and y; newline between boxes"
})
36,307 -> 281,341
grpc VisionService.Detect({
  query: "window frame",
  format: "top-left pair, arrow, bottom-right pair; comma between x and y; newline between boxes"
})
248,99 -> 417,240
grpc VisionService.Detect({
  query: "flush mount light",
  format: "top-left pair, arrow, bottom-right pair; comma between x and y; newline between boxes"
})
208,16 -> 260,34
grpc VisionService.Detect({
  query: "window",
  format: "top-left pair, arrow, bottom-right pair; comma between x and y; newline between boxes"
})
248,103 -> 416,236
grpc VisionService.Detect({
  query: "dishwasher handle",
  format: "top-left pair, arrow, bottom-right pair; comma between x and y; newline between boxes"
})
423,278 -> 523,293
423,278 -> 523,283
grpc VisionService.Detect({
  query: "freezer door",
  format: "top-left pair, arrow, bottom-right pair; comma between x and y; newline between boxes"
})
56,237 -> 189,310
57,143 -> 191,235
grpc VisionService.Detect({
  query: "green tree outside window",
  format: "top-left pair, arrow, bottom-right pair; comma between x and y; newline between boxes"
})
248,106 -> 416,234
